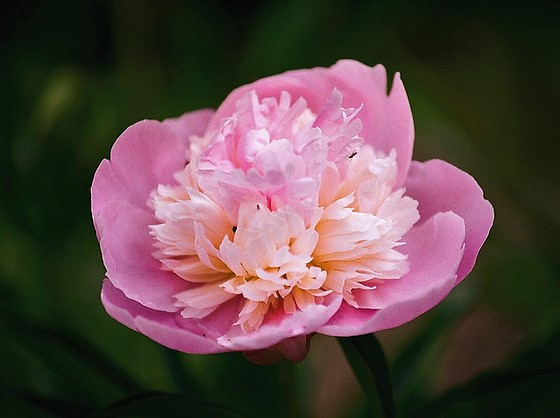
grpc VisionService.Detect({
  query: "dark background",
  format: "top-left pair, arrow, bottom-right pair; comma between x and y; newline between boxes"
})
1,1 -> 559,417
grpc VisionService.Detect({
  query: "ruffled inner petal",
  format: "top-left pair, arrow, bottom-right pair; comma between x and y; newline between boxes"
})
318,211 -> 466,336
147,87 -> 419,342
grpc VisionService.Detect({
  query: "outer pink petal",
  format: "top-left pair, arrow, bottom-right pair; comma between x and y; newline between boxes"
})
96,201 -> 186,312
91,109 -> 213,217
101,279 -> 228,353
405,159 -> 494,282
217,294 -> 343,352
206,60 -> 413,186
318,212 -> 465,336
92,110 -> 214,311
327,60 -> 414,186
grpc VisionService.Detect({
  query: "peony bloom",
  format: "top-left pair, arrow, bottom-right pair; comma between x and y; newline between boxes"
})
92,60 -> 493,364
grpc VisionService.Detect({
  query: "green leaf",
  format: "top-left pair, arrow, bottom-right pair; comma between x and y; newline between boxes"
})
190,352 -> 290,418
20,392 -> 95,418
91,391 -> 247,418
478,243 -> 560,339
338,334 -> 396,418
4,316 -> 144,399
161,348 -> 204,396
391,292 -> 471,411
412,367 -> 560,418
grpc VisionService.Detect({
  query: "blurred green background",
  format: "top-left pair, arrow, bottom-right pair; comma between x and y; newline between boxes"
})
1,0 -> 559,417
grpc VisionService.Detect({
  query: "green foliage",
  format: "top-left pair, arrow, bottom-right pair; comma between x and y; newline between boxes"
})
1,0 -> 559,417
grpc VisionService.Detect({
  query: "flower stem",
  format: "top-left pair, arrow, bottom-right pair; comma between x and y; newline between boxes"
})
338,334 -> 396,418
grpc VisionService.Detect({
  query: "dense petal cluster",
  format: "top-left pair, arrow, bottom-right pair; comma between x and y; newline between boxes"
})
92,60 -> 493,364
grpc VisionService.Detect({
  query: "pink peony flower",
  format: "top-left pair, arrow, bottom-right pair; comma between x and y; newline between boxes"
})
92,60 -> 493,365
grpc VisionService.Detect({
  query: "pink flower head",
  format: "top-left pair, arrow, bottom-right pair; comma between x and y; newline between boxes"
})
92,60 -> 493,365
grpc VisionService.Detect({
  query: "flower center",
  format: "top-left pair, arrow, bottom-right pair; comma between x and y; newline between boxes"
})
149,90 -> 419,331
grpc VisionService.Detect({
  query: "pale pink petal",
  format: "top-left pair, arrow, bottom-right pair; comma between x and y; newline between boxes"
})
97,201 -> 186,312
405,159 -> 494,282
217,294 -> 342,352
207,60 -> 413,186
162,109 -> 214,155
101,279 -> 228,354
175,281 -> 237,319
318,211 -> 465,336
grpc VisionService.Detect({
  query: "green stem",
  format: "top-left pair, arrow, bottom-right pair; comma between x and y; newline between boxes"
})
338,334 -> 396,418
